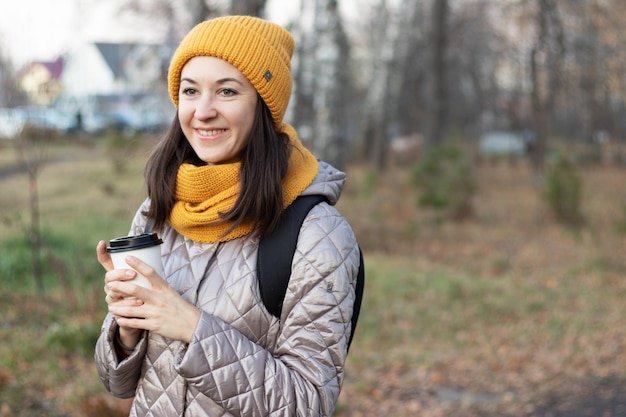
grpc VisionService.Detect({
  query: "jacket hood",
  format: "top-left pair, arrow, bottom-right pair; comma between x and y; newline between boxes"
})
300,160 -> 346,206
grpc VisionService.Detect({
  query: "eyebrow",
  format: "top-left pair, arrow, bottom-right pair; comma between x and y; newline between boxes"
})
180,77 -> 245,86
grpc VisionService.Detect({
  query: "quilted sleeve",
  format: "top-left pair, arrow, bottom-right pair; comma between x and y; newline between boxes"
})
94,200 -> 151,398
94,314 -> 148,398
175,203 -> 359,416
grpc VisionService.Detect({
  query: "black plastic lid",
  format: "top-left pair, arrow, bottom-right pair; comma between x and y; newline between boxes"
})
106,233 -> 163,253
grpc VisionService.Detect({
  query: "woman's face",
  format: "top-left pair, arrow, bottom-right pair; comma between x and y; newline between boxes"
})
178,56 -> 258,165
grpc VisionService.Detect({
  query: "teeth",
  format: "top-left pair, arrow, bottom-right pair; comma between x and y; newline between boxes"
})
198,129 -> 225,136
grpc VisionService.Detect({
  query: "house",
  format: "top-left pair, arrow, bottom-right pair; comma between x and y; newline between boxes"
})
18,58 -> 64,106
20,41 -> 170,108
59,42 -> 169,99
17,41 -> 173,134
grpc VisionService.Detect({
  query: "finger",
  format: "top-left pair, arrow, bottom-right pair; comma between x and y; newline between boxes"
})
110,307 -> 150,329
125,256 -> 163,287
105,268 -> 136,285
114,316 -> 148,330
109,304 -> 142,318
105,289 -> 126,304
108,279 -> 150,300
105,291 -> 116,304
106,294 -> 144,307
96,240 -> 114,271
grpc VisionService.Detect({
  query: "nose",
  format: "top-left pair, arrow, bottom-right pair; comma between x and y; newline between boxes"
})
194,94 -> 218,120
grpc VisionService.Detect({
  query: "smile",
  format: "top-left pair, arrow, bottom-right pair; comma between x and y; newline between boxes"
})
197,129 -> 226,136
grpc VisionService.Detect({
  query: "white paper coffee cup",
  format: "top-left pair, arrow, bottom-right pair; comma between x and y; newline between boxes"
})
106,233 -> 164,289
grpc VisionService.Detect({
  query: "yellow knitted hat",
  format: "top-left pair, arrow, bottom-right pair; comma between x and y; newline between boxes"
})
168,15 -> 294,129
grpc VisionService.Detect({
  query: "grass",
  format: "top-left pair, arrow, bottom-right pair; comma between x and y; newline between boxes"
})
339,253 -> 626,415
0,137 -> 148,416
1,138 -> 626,416
335,160 -> 626,416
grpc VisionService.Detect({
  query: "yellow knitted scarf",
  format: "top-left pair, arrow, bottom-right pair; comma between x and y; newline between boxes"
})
170,124 -> 319,243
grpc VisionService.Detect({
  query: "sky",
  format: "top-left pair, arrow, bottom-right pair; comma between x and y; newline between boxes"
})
0,0 -> 161,67
0,0 -> 78,66
0,0 -> 359,69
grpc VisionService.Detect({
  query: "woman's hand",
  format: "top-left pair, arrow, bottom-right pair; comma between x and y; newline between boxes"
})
96,240 -> 201,344
97,240 -> 144,348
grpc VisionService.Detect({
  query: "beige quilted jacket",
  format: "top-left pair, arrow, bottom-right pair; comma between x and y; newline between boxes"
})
94,161 -> 360,417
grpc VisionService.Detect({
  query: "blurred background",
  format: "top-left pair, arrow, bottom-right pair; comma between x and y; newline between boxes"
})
1,0 -> 626,416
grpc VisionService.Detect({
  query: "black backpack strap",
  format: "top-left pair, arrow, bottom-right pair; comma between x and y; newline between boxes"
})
348,247 -> 365,350
257,195 -> 327,318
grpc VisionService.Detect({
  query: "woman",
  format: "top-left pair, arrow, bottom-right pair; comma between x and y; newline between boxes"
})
94,15 -> 360,417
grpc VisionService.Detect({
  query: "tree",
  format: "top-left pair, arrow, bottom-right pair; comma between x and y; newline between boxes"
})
288,0 -> 353,168
15,126 -> 55,293
446,0 -> 502,133
309,0 -> 351,169
98,0 -> 626,172
121,0 -> 219,45
0,43 -> 24,107
528,0 -> 565,173
423,0 -> 450,151
559,0 -> 626,142
354,0 -> 398,170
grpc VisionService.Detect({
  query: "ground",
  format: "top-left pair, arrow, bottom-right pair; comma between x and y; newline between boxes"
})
1,139 -> 626,416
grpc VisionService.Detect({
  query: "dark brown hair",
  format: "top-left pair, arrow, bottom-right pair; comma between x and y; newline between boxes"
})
143,96 -> 291,237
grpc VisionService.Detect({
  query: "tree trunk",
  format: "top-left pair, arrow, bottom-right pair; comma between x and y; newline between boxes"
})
528,0 -> 565,175
424,0 -> 449,151
17,132 -> 46,294
356,0 -> 393,170
28,171 -> 43,294
310,0 -> 350,169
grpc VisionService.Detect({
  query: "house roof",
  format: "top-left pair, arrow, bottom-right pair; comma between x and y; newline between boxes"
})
95,42 -> 132,79
22,57 -> 64,80
41,58 -> 64,79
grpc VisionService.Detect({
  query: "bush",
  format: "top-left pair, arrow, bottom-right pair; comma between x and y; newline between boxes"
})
544,153 -> 583,225
614,204 -> 626,234
104,127 -> 139,173
362,168 -> 379,198
410,141 -> 475,221
44,321 -> 101,357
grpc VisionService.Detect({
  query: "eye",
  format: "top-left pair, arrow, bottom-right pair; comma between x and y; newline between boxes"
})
181,87 -> 198,96
219,88 -> 237,97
